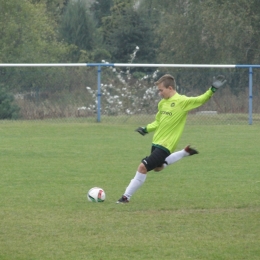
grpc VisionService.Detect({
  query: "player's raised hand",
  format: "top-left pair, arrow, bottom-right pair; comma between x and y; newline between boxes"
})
135,127 -> 148,136
212,75 -> 227,91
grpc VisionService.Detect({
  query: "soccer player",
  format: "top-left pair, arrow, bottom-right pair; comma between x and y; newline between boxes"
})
117,74 -> 226,203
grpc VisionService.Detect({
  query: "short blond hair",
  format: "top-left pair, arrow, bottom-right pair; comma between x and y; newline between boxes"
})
155,74 -> 176,89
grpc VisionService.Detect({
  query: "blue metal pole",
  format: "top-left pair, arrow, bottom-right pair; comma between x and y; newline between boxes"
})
249,67 -> 253,125
97,65 -> 101,122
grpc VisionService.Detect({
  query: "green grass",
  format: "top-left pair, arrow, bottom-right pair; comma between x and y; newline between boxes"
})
0,120 -> 260,260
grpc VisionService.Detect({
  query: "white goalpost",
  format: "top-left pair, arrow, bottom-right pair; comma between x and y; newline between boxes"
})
0,63 -> 258,124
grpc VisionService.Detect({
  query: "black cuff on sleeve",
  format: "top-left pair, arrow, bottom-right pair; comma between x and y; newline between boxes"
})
211,86 -> 217,93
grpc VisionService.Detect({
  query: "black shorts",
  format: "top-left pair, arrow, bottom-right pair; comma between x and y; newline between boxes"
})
141,146 -> 170,172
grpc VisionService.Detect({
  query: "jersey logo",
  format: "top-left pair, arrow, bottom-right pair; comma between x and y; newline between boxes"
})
171,102 -> 175,107
161,111 -> 172,116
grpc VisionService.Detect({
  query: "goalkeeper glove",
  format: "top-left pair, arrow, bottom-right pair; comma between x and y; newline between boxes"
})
211,75 -> 227,92
135,127 -> 148,136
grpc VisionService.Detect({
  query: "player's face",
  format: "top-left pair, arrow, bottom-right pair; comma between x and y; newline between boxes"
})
157,83 -> 173,99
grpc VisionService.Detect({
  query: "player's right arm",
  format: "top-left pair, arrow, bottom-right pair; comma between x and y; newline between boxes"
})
135,112 -> 159,135
135,102 -> 161,135
146,110 -> 160,132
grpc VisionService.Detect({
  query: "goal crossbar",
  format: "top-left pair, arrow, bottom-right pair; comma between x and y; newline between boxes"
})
0,63 -> 257,124
1,63 -> 260,68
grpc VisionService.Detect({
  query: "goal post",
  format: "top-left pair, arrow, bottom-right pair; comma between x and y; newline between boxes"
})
0,63 -> 258,124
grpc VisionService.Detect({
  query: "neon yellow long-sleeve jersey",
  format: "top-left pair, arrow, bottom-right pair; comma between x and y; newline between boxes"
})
146,88 -> 214,153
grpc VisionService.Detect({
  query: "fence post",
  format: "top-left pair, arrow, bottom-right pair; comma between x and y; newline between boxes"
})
97,65 -> 101,122
249,67 -> 253,125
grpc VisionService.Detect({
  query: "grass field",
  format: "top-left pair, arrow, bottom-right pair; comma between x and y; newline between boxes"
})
0,120 -> 260,260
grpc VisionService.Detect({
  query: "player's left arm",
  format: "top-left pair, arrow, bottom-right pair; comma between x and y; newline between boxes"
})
182,75 -> 226,111
181,90 -> 213,111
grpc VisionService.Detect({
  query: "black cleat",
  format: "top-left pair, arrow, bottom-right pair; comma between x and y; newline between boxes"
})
184,145 -> 199,156
116,195 -> 129,204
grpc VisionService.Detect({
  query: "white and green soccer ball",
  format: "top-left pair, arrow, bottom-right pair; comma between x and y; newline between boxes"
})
87,187 -> 106,202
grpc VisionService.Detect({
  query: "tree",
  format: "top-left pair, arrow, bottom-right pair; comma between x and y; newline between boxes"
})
151,0 -> 260,65
59,0 -> 105,62
90,0 -> 113,27
101,0 -> 133,43
101,0 -> 157,65
200,0 -> 260,64
30,0 -> 70,20
0,86 -> 20,119
0,0 -> 77,94
0,0 -> 72,63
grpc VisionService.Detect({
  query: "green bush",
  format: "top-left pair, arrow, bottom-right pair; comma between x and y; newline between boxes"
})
0,86 -> 20,119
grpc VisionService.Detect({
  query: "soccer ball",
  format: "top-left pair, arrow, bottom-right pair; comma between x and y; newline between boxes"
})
87,187 -> 106,202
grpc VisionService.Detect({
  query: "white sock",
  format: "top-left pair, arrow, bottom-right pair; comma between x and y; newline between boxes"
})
163,149 -> 189,168
124,171 -> 147,200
